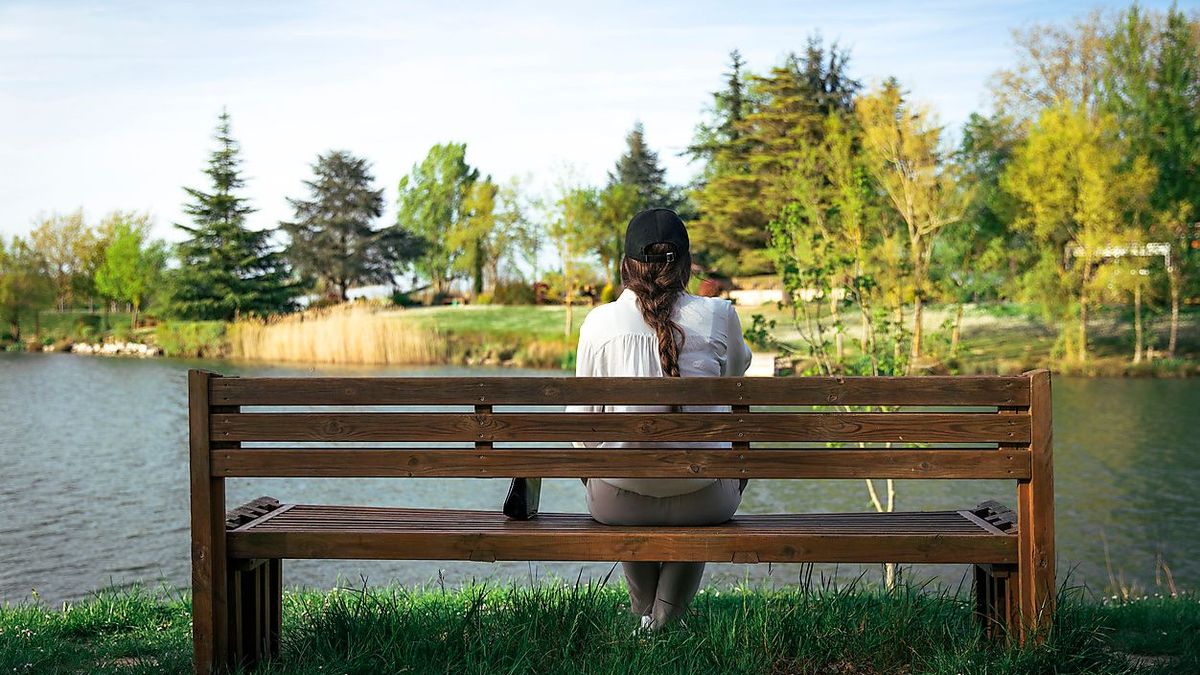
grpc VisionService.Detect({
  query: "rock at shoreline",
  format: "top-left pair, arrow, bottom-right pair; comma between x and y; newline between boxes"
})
70,341 -> 163,358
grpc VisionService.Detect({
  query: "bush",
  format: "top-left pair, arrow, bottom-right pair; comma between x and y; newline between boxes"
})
600,283 -> 617,304
391,290 -> 419,307
490,281 -> 537,305
154,321 -> 227,358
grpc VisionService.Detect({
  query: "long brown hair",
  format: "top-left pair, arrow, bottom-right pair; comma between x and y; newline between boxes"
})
620,243 -> 692,377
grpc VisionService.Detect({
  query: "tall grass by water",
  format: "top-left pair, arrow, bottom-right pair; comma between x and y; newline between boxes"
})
226,303 -> 583,368
2,580 -> 1196,674
227,304 -> 447,366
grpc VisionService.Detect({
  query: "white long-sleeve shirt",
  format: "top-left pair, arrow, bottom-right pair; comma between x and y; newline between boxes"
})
567,288 -> 754,497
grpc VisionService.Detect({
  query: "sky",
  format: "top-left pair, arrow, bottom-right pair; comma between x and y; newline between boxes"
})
0,0 -> 1184,242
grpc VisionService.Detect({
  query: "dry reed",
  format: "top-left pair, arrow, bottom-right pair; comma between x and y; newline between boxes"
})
228,304 -> 447,365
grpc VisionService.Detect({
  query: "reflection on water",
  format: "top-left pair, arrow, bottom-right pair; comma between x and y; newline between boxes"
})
1,353 -> 1196,604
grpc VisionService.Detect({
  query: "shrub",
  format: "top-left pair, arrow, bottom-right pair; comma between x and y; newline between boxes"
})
154,321 -> 228,358
391,290 -> 419,307
599,283 -> 617,304
491,281 -> 537,305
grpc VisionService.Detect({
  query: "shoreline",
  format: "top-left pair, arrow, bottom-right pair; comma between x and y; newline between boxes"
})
11,346 -> 1200,378
8,302 -> 1198,378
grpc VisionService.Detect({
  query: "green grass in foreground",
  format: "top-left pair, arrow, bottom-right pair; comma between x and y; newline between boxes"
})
2,582 -> 1197,674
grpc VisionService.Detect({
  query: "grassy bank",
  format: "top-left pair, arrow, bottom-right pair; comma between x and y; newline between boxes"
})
11,301 -> 1200,375
746,302 -> 1200,377
2,582 -> 1197,674
226,303 -> 589,369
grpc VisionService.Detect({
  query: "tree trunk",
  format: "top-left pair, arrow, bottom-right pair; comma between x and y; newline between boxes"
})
1078,294 -> 1089,364
564,288 -> 573,338
1168,274 -> 1180,359
1133,283 -> 1143,365
473,238 -> 485,298
950,304 -> 963,356
910,295 -> 923,364
131,301 -> 140,332
859,310 -> 869,353
893,304 -> 904,369
831,293 -> 844,362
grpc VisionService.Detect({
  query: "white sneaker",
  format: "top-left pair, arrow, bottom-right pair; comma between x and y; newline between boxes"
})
632,614 -> 654,636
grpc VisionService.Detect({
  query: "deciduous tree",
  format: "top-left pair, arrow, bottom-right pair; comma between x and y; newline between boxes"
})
94,215 -> 166,330
396,142 -> 479,296
857,80 -> 969,362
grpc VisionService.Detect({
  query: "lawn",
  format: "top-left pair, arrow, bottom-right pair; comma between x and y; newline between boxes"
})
2,582 -> 1197,674
390,304 -> 592,340
735,301 -> 1200,376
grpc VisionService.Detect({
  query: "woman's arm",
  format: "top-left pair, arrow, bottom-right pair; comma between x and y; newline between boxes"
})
724,302 -> 753,377
566,326 -> 604,447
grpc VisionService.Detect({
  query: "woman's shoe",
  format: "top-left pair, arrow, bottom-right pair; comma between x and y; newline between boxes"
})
632,614 -> 653,636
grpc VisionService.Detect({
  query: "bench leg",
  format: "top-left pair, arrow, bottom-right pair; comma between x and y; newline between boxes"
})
228,558 -> 283,670
974,563 -> 1018,642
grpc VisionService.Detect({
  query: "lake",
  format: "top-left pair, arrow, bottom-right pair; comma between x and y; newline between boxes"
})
1,353 -> 1196,605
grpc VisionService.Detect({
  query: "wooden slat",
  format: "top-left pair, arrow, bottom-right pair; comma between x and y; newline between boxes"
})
211,375 -> 1030,407
1018,369 -> 1055,642
189,370 -> 227,675
226,508 -> 1017,564
211,412 -> 1030,443
212,447 -> 1032,479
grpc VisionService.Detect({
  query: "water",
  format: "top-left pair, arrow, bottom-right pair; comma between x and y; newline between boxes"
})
1,353 -> 1197,605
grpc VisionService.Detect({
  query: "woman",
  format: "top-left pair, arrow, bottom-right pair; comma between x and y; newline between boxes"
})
569,208 -> 753,631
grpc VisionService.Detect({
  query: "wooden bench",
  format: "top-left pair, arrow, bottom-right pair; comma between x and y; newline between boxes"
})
188,369 -> 1054,673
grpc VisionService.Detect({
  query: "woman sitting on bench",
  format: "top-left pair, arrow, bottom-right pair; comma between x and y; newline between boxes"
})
569,208 -> 753,631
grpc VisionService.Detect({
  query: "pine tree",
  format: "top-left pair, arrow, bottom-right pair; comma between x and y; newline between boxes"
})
689,40 -> 859,276
1141,7 -> 1200,357
608,122 -> 674,212
282,151 -> 419,301
167,110 -> 295,320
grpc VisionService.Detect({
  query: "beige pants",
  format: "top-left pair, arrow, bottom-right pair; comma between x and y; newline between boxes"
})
585,478 -> 744,629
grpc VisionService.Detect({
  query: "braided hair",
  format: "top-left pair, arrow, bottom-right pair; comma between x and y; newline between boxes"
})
620,243 -> 692,377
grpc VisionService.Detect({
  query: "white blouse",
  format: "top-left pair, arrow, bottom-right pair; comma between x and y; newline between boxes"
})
568,288 -> 753,497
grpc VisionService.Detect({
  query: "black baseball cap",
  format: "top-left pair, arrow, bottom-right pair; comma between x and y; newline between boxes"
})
624,208 -> 689,263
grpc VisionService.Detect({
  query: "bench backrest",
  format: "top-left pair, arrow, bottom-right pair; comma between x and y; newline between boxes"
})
189,370 -> 1050,483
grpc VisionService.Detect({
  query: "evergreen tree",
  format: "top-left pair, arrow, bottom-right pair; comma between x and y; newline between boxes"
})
607,122 -> 675,212
167,110 -> 295,320
689,39 -> 859,276
1148,8 -> 1200,357
947,113 -> 1026,301
687,50 -> 760,276
282,151 -> 419,301
395,143 -> 479,296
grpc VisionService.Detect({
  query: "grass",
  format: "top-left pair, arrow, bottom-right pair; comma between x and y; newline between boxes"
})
2,581 -> 1197,674
393,304 -> 591,339
739,301 -> 1200,377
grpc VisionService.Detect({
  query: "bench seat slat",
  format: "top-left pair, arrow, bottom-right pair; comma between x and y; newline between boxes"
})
212,412 -> 1031,444
225,505 -> 1018,564
210,376 -> 1030,407
212,448 -> 1032,479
